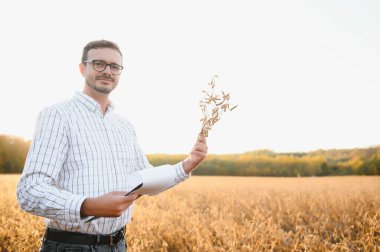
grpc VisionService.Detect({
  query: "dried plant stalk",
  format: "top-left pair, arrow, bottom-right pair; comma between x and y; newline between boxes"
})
199,75 -> 237,137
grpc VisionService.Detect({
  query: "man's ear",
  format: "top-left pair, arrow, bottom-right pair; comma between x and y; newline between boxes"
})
79,63 -> 85,76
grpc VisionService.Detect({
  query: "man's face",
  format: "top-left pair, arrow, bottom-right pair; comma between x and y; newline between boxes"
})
80,48 -> 123,94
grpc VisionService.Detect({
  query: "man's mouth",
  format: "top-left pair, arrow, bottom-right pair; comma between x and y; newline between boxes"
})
97,78 -> 114,84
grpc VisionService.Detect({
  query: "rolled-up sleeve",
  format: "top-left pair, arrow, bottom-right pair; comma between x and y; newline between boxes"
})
16,107 -> 86,223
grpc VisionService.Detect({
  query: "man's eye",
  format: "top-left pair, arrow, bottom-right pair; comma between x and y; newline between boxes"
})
94,61 -> 105,67
111,65 -> 121,70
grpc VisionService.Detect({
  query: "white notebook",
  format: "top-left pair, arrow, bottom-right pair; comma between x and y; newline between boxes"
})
127,164 -> 178,196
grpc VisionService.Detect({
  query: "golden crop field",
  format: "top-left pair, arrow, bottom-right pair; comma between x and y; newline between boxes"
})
0,175 -> 379,252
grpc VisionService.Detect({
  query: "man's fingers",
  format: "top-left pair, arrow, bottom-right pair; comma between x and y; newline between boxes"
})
192,149 -> 207,155
193,145 -> 207,152
197,134 -> 207,144
124,193 -> 138,202
112,191 -> 128,196
111,191 -> 138,202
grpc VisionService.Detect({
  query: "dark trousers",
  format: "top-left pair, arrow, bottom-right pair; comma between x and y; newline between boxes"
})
40,239 -> 127,252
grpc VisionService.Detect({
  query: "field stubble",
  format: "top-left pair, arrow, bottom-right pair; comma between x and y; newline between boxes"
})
0,175 -> 379,251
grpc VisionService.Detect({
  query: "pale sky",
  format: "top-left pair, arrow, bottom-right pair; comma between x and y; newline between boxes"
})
0,0 -> 379,154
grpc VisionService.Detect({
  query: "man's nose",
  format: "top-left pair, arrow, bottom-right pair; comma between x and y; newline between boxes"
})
102,65 -> 112,74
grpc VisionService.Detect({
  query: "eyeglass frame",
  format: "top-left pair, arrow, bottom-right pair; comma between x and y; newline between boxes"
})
82,59 -> 124,75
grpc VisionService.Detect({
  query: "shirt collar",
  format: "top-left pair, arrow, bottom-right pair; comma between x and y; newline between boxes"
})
74,91 -> 115,114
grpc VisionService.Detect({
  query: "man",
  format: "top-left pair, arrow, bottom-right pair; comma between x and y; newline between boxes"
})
16,40 -> 208,251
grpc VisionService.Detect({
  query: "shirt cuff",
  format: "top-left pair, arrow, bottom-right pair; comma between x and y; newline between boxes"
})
64,194 -> 87,223
175,161 -> 190,182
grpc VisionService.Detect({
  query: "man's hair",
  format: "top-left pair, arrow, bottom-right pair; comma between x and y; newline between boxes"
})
81,40 -> 122,62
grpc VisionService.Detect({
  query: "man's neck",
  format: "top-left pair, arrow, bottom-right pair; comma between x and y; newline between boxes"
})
83,88 -> 110,114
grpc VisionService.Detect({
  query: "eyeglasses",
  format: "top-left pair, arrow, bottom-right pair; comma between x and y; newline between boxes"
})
83,60 -> 124,75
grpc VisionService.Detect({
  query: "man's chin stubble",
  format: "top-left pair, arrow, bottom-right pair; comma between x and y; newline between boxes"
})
87,82 -> 113,94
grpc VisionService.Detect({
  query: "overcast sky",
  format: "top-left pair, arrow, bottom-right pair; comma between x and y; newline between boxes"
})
0,0 -> 379,154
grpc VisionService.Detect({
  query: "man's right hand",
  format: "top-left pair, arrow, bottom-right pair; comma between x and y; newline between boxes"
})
80,191 -> 138,218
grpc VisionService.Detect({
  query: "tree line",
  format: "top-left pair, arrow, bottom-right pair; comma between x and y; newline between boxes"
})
1,134 -> 379,176
149,148 -> 380,176
0,135 -> 30,173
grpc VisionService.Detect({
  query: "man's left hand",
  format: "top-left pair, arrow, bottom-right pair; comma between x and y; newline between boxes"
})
182,134 -> 208,174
